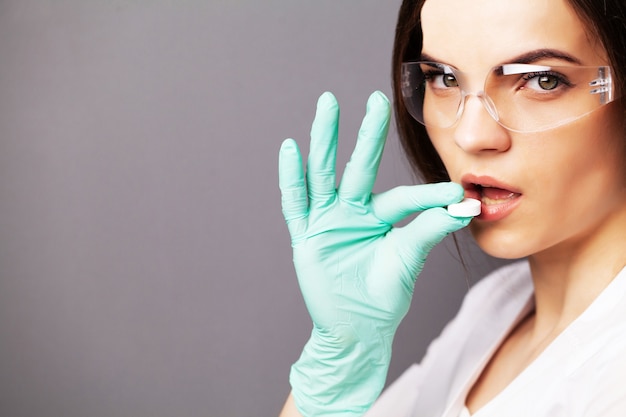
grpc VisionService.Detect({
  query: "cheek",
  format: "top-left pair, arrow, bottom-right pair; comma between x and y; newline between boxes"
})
427,128 -> 456,174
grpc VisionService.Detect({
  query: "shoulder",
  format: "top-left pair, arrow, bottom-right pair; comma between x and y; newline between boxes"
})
367,261 -> 534,416
429,260 -> 534,367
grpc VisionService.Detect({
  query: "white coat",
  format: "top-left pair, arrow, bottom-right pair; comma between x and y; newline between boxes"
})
366,262 -> 626,417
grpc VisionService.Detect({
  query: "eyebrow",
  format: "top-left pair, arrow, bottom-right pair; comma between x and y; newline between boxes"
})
419,48 -> 583,66
506,49 -> 582,65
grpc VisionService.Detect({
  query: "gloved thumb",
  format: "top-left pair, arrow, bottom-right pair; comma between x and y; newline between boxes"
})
391,207 -> 471,279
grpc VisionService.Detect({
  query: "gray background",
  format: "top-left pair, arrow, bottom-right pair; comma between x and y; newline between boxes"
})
0,1 -> 508,416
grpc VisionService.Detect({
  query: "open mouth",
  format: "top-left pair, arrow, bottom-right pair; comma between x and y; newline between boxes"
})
462,176 -> 523,221
473,184 -> 521,205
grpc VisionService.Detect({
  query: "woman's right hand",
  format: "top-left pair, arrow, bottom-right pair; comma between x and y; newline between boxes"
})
279,91 -> 471,417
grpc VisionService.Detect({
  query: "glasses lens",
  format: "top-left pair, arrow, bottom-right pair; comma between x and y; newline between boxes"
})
486,64 -> 614,132
401,62 -> 462,128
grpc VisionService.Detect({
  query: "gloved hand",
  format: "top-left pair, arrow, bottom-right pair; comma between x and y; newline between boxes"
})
279,91 -> 471,417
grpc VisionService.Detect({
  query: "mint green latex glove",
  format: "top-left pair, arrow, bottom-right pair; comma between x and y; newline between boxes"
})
279,91 -> 471,417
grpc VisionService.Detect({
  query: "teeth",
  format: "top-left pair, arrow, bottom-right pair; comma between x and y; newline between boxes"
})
481,193 -> 517,205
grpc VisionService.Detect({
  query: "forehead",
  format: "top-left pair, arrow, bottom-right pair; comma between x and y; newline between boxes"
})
420,0 -> 606,69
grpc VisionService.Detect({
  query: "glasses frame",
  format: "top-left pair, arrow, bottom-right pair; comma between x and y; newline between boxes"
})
401,61 -> 617,133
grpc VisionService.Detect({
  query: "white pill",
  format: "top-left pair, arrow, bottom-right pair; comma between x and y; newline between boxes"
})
447,198 -> 481,217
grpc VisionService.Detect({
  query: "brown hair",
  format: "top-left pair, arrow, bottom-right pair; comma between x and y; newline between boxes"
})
391,0 -> 626,182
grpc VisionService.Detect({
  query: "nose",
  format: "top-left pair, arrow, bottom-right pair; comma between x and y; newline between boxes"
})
453,93 -> 511,154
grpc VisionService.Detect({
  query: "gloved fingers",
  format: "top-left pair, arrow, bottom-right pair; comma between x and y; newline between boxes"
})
392,207 -> 471,279
307,92 -> 339,208
371,182 -> 465,225
279,139 -> 309,232
338,91 -> 391,205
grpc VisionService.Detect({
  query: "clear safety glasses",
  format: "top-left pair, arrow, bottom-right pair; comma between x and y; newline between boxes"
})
400,61 -> 617,133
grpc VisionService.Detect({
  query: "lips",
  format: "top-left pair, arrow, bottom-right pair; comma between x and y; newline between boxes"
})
461,175 -> 522,221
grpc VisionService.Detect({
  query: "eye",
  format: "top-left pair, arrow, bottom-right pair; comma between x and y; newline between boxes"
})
522,72 -> 571,92
423,71 -> 459,89
442,74 -> 458,88
536,75 -> 558,90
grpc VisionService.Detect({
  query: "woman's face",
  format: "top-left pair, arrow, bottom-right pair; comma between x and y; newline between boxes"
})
421,0 -> 626,259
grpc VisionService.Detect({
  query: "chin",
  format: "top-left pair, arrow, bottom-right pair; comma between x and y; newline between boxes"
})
469,222 -> 534,260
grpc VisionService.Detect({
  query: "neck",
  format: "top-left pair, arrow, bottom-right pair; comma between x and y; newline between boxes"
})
526,206 -> 626,339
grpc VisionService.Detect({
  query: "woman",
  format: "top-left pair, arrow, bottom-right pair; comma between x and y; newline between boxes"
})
278,0 -> 626,416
